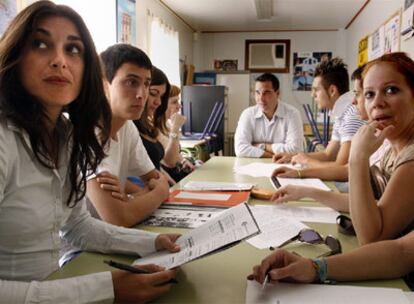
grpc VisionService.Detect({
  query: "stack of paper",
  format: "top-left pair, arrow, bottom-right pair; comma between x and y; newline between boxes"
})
234,162 -> 296,178
271,176 -> 332,192
183,181 -> 255,191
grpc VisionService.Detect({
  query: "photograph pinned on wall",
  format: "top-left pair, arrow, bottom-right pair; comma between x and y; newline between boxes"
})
292,52 -> 332,91
0,0 -> 16,36
116,0 -> 136,45
402,0 -> 414,40
214,59 -> 238,71
368,26 -> 385,60
384,13 -> 401,53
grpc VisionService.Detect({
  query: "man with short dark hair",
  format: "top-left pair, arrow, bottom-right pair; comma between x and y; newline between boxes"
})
273,58 -> 365,180
86,44 -> 169,227
234,73 -> 303,158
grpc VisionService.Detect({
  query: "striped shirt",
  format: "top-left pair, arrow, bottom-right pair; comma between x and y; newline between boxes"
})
330,92 -> 365,143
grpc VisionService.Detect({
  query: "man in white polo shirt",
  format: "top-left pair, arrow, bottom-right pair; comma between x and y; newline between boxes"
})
234,73 -> 303,158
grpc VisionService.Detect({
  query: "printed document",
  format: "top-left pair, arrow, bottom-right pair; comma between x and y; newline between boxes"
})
134,203 -> 260,269
142,204 -> 225,228
246,281 -> 409,304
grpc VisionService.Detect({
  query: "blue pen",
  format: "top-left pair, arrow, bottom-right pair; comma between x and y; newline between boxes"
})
104,260 -> 178,284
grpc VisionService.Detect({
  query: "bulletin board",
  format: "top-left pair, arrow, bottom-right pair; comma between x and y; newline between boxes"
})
357,10 -> 401,66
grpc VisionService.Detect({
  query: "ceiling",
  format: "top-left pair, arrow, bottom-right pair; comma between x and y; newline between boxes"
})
161,0 -> 369,32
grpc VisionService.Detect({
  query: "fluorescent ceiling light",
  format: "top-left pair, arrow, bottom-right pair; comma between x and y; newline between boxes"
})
254,0 -> 273,20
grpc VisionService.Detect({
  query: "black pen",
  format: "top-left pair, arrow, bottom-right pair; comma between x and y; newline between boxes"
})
104,260 -> 178,284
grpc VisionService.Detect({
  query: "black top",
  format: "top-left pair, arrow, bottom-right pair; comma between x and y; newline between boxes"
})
141,136 -> 164,170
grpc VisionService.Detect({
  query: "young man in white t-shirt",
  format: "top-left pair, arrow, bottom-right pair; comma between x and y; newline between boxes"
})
86,44 -> 169,227
272,58 -> 365,181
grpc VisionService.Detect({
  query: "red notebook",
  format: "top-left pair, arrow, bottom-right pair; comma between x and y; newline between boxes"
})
165,190 -> 251,208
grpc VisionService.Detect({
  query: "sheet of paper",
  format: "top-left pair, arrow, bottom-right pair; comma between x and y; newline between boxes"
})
246,281 -> 409,304
183,181 -> 255,191
175,191 -> 231,201
134,203 -> 260,269
142,205 -> 225,228
246,213 -> 307,249
275,177 -> 332,192
253,204 -> 340,224
405,292 -> 414,303
234,162 -> 297,178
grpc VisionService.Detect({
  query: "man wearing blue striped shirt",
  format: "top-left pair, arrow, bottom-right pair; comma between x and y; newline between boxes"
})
273,58 -> 365,181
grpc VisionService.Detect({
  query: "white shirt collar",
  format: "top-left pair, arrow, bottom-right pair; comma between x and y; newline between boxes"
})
331,91 -> 353,119
254,101 -> 285,120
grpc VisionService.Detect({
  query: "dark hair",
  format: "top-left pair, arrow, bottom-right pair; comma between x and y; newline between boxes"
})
255,73 -> 280,91
100,43 -> 152,83
351,64 -> 366,82
314,57 -> 349,95
0,0 -> 111,207
135,66 -> 170,137
362,52 -> 414,94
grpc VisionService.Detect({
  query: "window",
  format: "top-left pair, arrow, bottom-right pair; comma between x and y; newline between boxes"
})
53,0 -> 116,53
148,14 -> 180,87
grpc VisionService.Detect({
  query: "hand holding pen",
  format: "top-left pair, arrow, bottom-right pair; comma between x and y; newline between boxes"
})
109,260 -> 179,303
247,250 -> 318,287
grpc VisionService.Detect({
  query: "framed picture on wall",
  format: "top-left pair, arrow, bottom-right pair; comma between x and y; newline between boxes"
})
116,0 -> 136,45
245,39 -> 290,73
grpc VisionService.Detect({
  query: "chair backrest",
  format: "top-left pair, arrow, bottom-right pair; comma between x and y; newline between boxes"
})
303,104 -> 322,142
199,101 -> 220,138
208,102 -> 225,135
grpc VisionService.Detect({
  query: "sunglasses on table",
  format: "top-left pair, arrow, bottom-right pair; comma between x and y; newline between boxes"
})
336,215 -> 356,236
270,228 -> 342,257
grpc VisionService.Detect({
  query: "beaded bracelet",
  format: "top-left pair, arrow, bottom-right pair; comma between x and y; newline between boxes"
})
311,258 -> 328,283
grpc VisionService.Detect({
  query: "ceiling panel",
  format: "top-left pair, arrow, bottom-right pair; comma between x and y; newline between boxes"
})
161,0 -> 368,32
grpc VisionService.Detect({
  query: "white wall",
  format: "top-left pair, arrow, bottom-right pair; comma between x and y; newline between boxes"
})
136,0 -> 193,65
345,0 -> 414,73
194,31 -> 344,116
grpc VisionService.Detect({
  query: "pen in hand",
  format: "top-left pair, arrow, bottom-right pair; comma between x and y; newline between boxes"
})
104,260 -> 178,284
262,272 -> 270,290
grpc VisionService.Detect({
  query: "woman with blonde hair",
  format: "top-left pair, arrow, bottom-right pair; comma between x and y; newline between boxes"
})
158,84 -> 195,182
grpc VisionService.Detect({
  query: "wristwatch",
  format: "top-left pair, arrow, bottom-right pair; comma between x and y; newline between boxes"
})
169,132 -> 179,139
258,143 -> 266,150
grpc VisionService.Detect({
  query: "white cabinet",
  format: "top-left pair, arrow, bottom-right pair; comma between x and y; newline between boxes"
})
216,73 -> 250,133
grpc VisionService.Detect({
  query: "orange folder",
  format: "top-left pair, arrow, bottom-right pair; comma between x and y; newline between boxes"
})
165,190 -> 251,208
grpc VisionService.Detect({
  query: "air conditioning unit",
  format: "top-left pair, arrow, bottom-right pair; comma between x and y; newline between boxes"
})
245,39 -> 290,73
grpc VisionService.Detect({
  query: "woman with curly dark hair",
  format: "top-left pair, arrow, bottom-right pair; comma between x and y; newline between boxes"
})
0,1 -> 178,303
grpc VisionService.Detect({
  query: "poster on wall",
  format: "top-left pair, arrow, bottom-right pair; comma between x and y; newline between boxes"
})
358,36 -> 368,67
292,52 -> 332,91
116,0 -> 136,45
402,0 -> 414,39
368,26 -> 385,61
0,0 -> 16,36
